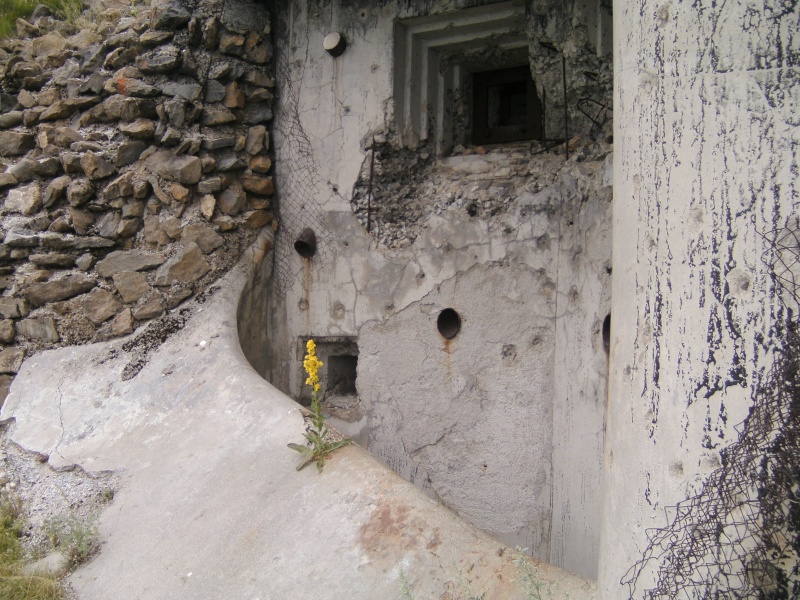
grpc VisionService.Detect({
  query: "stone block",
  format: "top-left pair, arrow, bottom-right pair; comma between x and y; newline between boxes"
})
155,242 -> 210,285
181,223 -> 223,254
95,250 -> 167,278
113,271 -> 150,304
144,151 -> 202,185
25,274 -> 97,307
0,347 -> 25,374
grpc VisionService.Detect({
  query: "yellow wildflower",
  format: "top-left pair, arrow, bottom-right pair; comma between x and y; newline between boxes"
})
303,339 -> 323,392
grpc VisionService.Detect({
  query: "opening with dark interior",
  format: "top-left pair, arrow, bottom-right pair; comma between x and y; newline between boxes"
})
437,308 -> 462,339
472,65 -> 543,145
328,354 -> 358,395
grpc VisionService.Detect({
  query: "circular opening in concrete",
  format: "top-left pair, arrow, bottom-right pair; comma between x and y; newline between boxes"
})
294,228 -> 317,258
437,308 -> 461,339
602,313 -> 611,352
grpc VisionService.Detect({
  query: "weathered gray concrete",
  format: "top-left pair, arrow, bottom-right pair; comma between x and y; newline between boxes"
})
0,234 -> 595,599
601,0 -> 799,596
262,1 -> 613,579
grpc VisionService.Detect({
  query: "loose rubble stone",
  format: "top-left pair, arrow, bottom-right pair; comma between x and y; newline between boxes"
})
112,307 -> 134,336
204,80 -> 225,103
6,183 -> 43,215
95,250 -> 167,278
202,134 -> 235,150
197,177 -> 222,194
144,151 -> 202,185
81,152 -> 115,180
8,159 -> 37,182
219,32 -> 244,56
60,152 -> 83,174
75,253 -> 93,271
143,215 -> 170,246
202,105 -> 236,126
120,119 -> 156,139
151,1 -> 191,29
246,87 -> 273,103
4,230 -> 40,247
243,33 -> 271,64
242,104 -> 273,124
0,347 -> 25,374
42,234 -> 115,251
162,82 -> 202,101
133,178 -> 150,199
79,288 -> 122,324
0,298 -> 28,319
25,274 -> 97,307
181,223 -> 223,254
0,320 -> 16,344
29,253 -> 74,268
132,292 -> 164,320
140,30 -> 173,46
31,32 -> 68,57
39,100 -> 77,121
116,140 -> 148,167
117,218 -> 141,238
249,155 -> 272,173
137,45 -> 181,74
0,173 -> 18,189
199,194 -> 215,220
0,112 -> 24,128
35,157 -> 61,177
17,90 -> 37,108
16,316 -> 59,342
241,174 -> 273,196
217,185 -> 246,215
245,126 -> 265,154
122,201 -> 145,218
223,82 -> 246,109
112,271 -> 150,303
161,217 -> 182,239
170,184 -> 190,203
0,132 -> 35,155
104,172 -> 134,199
166,286 -> 193,308
156,242 -> 210,285
96,212 -> 121,238
243,210 -> 272,229
67,179 -> 94,206
244,70 -> 274,88
216,156 -> 245,172
207,61 -> 229,79
69,208 -> 95,235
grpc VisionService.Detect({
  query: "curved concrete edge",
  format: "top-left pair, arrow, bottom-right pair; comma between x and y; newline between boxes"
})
0,236 -> 596,599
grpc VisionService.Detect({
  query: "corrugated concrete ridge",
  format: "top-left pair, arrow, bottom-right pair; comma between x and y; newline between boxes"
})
0,235 -> 595,600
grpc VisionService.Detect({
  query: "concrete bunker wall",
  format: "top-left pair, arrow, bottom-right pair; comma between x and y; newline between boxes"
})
239,0 -> 613,579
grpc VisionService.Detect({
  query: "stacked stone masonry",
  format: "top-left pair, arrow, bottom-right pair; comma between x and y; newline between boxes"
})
0,0 -> 274,403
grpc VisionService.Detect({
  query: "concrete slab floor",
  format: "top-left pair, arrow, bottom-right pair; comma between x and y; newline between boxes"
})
0,235 -> 595,600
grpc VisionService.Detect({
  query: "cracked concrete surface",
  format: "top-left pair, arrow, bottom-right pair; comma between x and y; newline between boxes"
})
0,233 -> 595,599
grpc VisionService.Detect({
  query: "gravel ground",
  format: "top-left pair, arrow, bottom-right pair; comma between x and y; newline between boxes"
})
0,419 -> 118,597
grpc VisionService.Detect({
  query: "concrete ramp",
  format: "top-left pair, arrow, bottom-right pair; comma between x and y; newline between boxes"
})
0,236 -> 595,600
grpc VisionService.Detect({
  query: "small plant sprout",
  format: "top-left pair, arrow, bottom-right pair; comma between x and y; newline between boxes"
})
288,339 -> 351,472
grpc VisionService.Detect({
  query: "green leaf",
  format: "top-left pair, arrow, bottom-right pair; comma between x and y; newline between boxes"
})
287,443 -> 310,453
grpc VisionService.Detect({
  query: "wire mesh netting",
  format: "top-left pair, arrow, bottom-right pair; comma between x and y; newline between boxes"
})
270,57 -> 331,295
623,222 -> 800,599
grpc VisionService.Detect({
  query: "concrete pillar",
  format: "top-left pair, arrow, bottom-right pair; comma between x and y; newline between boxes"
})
602,0 -> 799,597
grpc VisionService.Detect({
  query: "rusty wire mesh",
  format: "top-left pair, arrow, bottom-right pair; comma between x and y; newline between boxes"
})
270,57 -> 331,295
623,221 -> 800,599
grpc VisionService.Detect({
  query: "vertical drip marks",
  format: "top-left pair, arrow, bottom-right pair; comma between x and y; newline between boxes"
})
303,257 -> 312,333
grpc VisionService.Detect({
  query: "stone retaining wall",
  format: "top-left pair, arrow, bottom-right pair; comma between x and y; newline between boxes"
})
0,0 -> 274,402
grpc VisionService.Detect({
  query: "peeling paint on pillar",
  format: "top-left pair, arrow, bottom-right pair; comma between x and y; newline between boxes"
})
602,0 -> 799,596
